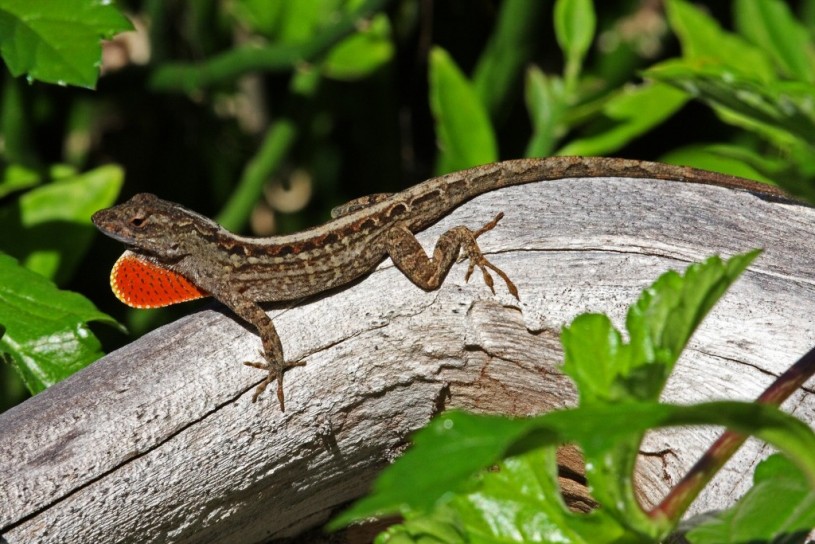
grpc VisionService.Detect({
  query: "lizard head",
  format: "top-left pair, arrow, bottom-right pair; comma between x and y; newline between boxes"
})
92,193 -> 218,263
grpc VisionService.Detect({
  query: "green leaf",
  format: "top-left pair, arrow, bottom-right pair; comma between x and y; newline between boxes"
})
0,0 -> 133,88
449,448 -> 626,543
472,0 -> 546,118
374,507 -> 467,544
0,164 -> 124,284
332,402 -> 815,536
228,0 -> 286,38
626,251 -> 760,396
322,13 -> 393,81
273,0 -> 341,43
0,164 -> 42,198
644,62 -> 815,154
659,144 -> 776,184
0,163 -> 77,199
429,47 -> 498,175
561,313 -> 630,405
666,0 -> 775,82
554,0 -> 596,85
0,252 -> 123,394
686,454 -> 815,543
556,82 -> 687,156
380,450 -> 625,543
331,412 -> 534,528
566,251 -> 759,533
562,251 -> 760,405
734,0 -> 815,83
524,66 -> 567,157
561,251 -> 758,532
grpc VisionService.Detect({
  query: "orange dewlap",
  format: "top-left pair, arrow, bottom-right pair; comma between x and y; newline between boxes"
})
110,251 -> 208,308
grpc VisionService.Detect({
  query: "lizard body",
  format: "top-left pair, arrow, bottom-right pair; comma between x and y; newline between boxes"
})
92,157 -> 785,409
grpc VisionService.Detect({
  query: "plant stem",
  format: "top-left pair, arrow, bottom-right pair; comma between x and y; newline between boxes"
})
215,119 -> 297,233
149,0 -> 391,92
650,344 -> 815,522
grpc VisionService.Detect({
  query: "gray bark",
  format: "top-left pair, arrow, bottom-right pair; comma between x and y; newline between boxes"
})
1,175 -> 813,543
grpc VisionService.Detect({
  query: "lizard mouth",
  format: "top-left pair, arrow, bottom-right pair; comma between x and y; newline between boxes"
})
91,210 -> 133,245
100,229 -> 137,246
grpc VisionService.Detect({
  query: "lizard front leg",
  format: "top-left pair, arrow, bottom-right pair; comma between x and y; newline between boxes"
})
386,213 -> 519,298
219,292 -> 304,410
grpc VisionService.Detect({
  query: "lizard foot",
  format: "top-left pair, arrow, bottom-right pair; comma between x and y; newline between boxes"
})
244,353 -> 306,410
462,212 -> 519,299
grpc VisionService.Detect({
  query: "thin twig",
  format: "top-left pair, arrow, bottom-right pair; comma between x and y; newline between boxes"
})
650,345 -> 815,521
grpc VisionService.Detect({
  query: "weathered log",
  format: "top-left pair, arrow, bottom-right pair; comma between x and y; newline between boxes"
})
1,168 -> 813,543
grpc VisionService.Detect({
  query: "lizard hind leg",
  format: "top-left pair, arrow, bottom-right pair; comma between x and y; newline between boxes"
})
386,212 -> 519,299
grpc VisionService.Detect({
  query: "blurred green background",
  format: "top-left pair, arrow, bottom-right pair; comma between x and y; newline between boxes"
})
2,0 -> 815,412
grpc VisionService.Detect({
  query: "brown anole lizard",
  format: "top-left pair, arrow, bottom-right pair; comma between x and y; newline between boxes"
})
91,157 -> 785,410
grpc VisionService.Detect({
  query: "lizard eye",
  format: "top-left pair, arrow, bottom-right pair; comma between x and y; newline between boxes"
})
131,215 -> 147,227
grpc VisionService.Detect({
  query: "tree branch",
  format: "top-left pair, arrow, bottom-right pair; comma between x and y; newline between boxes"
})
2,174 -> 813,543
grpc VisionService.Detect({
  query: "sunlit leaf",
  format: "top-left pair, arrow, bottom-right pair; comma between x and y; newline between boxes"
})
557,83 -> 687,156
554,0 -> 595,84
686,454 -> 815,543
666,0 -> 774,82
0,252 -> 123,394
429,47 -> 497,174
734,0 -> 815,82
333,402 -> 815,537
524,66 -> 566,157
0,0 -> 132,88
0,164 -> 124,283
322,14 -> 392,80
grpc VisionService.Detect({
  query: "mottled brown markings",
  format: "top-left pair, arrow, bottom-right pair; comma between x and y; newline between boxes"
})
224,244 -> 249,257
321,231 -> 339,245
356,217 -> 378,232
445,178 -> 469,196
386,202 -> 408,219
410,189 -> 442,208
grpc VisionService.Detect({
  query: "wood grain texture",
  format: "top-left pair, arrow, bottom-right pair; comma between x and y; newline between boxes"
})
1,175 -> 814,543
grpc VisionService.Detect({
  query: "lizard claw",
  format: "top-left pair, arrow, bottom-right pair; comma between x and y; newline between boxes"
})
464,257 -> 496,294
243,352 -> 307,409
462,213 -> 519,299
486,260 -> 519,299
